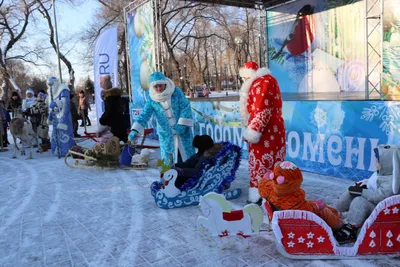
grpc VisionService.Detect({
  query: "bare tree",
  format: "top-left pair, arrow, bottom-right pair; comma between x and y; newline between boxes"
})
0,0 -> 38,104
36,0 -> 83,94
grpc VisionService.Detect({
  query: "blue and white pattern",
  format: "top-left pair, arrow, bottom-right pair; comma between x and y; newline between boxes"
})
151,142 -> 242,209
48,83 -> 75,157
132,86 -> 195,163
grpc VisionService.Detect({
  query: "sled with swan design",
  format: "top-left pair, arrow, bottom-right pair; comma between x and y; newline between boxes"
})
150,142 -> 242,209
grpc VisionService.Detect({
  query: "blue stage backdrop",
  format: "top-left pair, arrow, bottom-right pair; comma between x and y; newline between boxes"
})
190,100 -> 400,181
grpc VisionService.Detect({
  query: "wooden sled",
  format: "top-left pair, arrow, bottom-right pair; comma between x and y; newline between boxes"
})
150,142 -> 242,209
265,195 -> 400,259
65,129 -> 159,170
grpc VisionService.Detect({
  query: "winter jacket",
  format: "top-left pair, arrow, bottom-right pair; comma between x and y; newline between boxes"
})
31,100 -> 49,139
173,153 -> 213,188
99,88 -> 127,142
22,97 -> 37,112
8,98 -> 22,117
78,95 -> 91,112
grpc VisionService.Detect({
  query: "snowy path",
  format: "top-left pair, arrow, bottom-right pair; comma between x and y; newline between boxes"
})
1,145 -> 398,267
0,108 -> 398,266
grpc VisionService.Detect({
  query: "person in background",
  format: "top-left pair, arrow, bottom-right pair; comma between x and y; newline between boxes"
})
8,92 -> 22,118
99,75 -> 127,142
0,100 -> 11,147
22,88 -> 38,132
30,92 -> 50,151
22,88 -> 37,113
78,89 -> 91,127
70,94 -> 80,137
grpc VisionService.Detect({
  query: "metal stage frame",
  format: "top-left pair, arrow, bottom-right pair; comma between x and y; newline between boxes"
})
125,0 -> 385,101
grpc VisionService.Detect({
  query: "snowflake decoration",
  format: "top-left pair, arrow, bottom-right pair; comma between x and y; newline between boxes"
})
264,99 -> 269,106
360,102 -> 400,135
393,207 -> 399,214
287,241 -> 295,248
256,87 -> 261,94
298,236 -> 305,243
271,135 -> 275,141
311,107 -> 327,128
380,115 -> 396,135
306,241 -> 314,248
361,105 -> 379,121
273,125 -> 278,133
264,140 -> 270,148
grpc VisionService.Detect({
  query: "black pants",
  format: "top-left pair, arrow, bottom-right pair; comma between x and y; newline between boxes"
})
80,109 -> 91,126
72,118 -> 78,135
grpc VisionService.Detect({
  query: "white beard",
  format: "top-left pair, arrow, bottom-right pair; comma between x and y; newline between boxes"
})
149,78 -> 175,103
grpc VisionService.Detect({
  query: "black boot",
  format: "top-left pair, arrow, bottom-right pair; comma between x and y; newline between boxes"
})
334,224 -> 358,245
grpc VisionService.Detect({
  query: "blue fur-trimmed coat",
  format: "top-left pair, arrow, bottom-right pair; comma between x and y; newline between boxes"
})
132,87 -> 195,163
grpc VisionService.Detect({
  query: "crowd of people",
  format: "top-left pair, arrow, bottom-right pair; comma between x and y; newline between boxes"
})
0,86 -> 93,148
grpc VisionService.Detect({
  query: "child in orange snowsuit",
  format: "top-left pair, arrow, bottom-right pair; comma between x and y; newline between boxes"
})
258,161 -> 343,230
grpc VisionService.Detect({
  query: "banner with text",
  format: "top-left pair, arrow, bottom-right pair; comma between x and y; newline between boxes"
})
191,100 -> 400,181
94,26 -> 119,127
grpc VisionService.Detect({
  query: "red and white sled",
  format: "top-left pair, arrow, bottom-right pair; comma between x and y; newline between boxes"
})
266,195 -> 400,259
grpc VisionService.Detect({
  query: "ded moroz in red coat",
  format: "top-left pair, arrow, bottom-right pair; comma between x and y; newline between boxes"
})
240,65 -> 286,203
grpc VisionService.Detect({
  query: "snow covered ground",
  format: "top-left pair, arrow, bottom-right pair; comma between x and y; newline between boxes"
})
187,90 -> 240,99
0,109 -> 398,267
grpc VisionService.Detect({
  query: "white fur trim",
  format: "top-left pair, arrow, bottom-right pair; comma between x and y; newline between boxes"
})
57,123 -> 68,131
244,127 -> 262,144
132,122 -> 144,135
239,67 -> 272,126
149,78 -> 175,103
239,68 -> 256,78
177,118 -> 194,127
248,187 -> 261,203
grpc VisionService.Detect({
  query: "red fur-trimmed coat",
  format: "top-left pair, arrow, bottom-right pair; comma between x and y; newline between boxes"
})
240,68 -> 286,198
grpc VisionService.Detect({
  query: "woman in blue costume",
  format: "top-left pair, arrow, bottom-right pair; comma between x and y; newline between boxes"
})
47,77 -> 75,157
128,72 -> 195,163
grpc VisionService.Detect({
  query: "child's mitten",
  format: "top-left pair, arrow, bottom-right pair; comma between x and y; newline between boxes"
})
314,199 -> 326,210
348,185 -> 363,197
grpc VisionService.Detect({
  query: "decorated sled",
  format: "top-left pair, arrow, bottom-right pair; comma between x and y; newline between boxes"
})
151,142 -> 242,209
267,195 -> 400,259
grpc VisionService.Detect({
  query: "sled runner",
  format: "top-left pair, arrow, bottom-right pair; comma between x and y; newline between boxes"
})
266,195 -> 400,259
64,130 -> 158,170
150,142 -> 242,209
